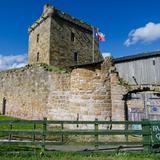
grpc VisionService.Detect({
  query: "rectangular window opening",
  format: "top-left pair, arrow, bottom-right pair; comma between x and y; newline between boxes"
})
37,52 -> 40,62
74,52 -> 78,62
37,34 -> 40,43
71,32 -> 75,42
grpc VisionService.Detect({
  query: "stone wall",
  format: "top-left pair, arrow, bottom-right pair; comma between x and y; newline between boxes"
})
70,67 -> 111,121
0,65 -> 70,120
2,57 -> 144,123
110,72 -> 127,121
47,73 -> 71,120
0,60 -> 112,121
28,17 -> 51,65
1,58 -> 146,124
50,16 -> 101,67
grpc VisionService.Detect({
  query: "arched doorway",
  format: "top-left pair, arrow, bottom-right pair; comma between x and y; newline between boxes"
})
125,91 -> 160,121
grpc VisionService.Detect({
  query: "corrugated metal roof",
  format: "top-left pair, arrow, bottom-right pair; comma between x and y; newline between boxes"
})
114,51 -> 160,63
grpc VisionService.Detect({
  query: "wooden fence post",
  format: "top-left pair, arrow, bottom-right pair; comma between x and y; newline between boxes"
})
32,123 -> 36,142
9,123 -> 12,141
125,121 -> 128,142
76,113 -> 79,128
61,122 -> 64,143
94,118 -> 99,151
41,117 -> 47,153
142,119 -> 151,153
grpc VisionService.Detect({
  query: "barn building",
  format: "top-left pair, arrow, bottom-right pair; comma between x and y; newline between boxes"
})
114,51 -> 160,121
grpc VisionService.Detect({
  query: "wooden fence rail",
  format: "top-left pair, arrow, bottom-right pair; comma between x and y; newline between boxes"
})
0,118 -> 160,153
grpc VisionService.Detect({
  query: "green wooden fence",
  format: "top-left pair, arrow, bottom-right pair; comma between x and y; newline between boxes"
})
0,118 -> 160,153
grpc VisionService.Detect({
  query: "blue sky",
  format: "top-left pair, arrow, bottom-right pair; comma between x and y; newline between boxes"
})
0,0 -> 160,70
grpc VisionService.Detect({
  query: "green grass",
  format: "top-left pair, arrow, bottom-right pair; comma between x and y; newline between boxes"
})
0,152 -> 159,160
0,115 -> 64,141
0,115 -> 20,120
0,115 -> 43,130
0,115 -> 43,140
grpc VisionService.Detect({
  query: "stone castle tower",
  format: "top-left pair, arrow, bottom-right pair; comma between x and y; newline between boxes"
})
28,4 -> 103,67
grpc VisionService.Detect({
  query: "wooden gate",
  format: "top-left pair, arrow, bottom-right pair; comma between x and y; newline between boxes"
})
126,92 -> 160,121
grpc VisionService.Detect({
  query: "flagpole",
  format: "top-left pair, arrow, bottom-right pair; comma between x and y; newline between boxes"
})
92,26 -> 95,62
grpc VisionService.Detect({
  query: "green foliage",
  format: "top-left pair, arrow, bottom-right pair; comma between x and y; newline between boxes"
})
118,77 -> 132,90
39,63 -> 66,72
0,63 -> 67,74
118,77 -> 128,86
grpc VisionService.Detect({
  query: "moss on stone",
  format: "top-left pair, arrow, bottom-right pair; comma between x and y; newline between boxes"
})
39,63 -> 66,72
0,63 -> 67,76
118,77 -> 132,91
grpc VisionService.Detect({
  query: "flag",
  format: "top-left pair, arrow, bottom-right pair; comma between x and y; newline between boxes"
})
98,32 -> 105,41
94,31 -> 105,41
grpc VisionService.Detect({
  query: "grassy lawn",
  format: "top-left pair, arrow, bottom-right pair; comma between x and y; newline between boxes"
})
0,115 -> 65,142
0,115 -> 44,141
0,152 -> 159,160
0,115 -> 43,130
0,115 -> 19,120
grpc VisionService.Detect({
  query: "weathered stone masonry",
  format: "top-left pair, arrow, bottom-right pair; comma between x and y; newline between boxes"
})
0,58 -> 112,121
28,4 -> 102,67
0,65 -> 70,120
2,57 -> 158,122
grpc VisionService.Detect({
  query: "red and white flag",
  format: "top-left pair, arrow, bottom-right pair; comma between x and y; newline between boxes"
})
97,32 -> 105,41
95,31 -> 105,41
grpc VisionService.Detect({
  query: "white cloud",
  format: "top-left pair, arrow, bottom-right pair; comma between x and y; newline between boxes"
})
124,22 -> 160,47
102,52 -> 111,57
0,54 -> 27,71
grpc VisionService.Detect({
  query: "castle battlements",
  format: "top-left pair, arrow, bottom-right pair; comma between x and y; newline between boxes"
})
29,4 -> 95,33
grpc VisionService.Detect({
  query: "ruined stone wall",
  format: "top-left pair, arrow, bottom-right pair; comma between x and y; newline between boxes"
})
1,58 -> 140,123
70,67 -> 111,121
47,73 -> 71,120
0,61 -> 112,121
0,65 -> 70,120
110,72 -> 127,122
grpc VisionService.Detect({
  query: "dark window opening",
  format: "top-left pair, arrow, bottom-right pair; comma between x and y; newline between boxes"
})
37,34 -> 39,43
153,60 -> 155,65
37,52 -> 40,62
71,32 -> 75,42
74,52 -> 78,62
